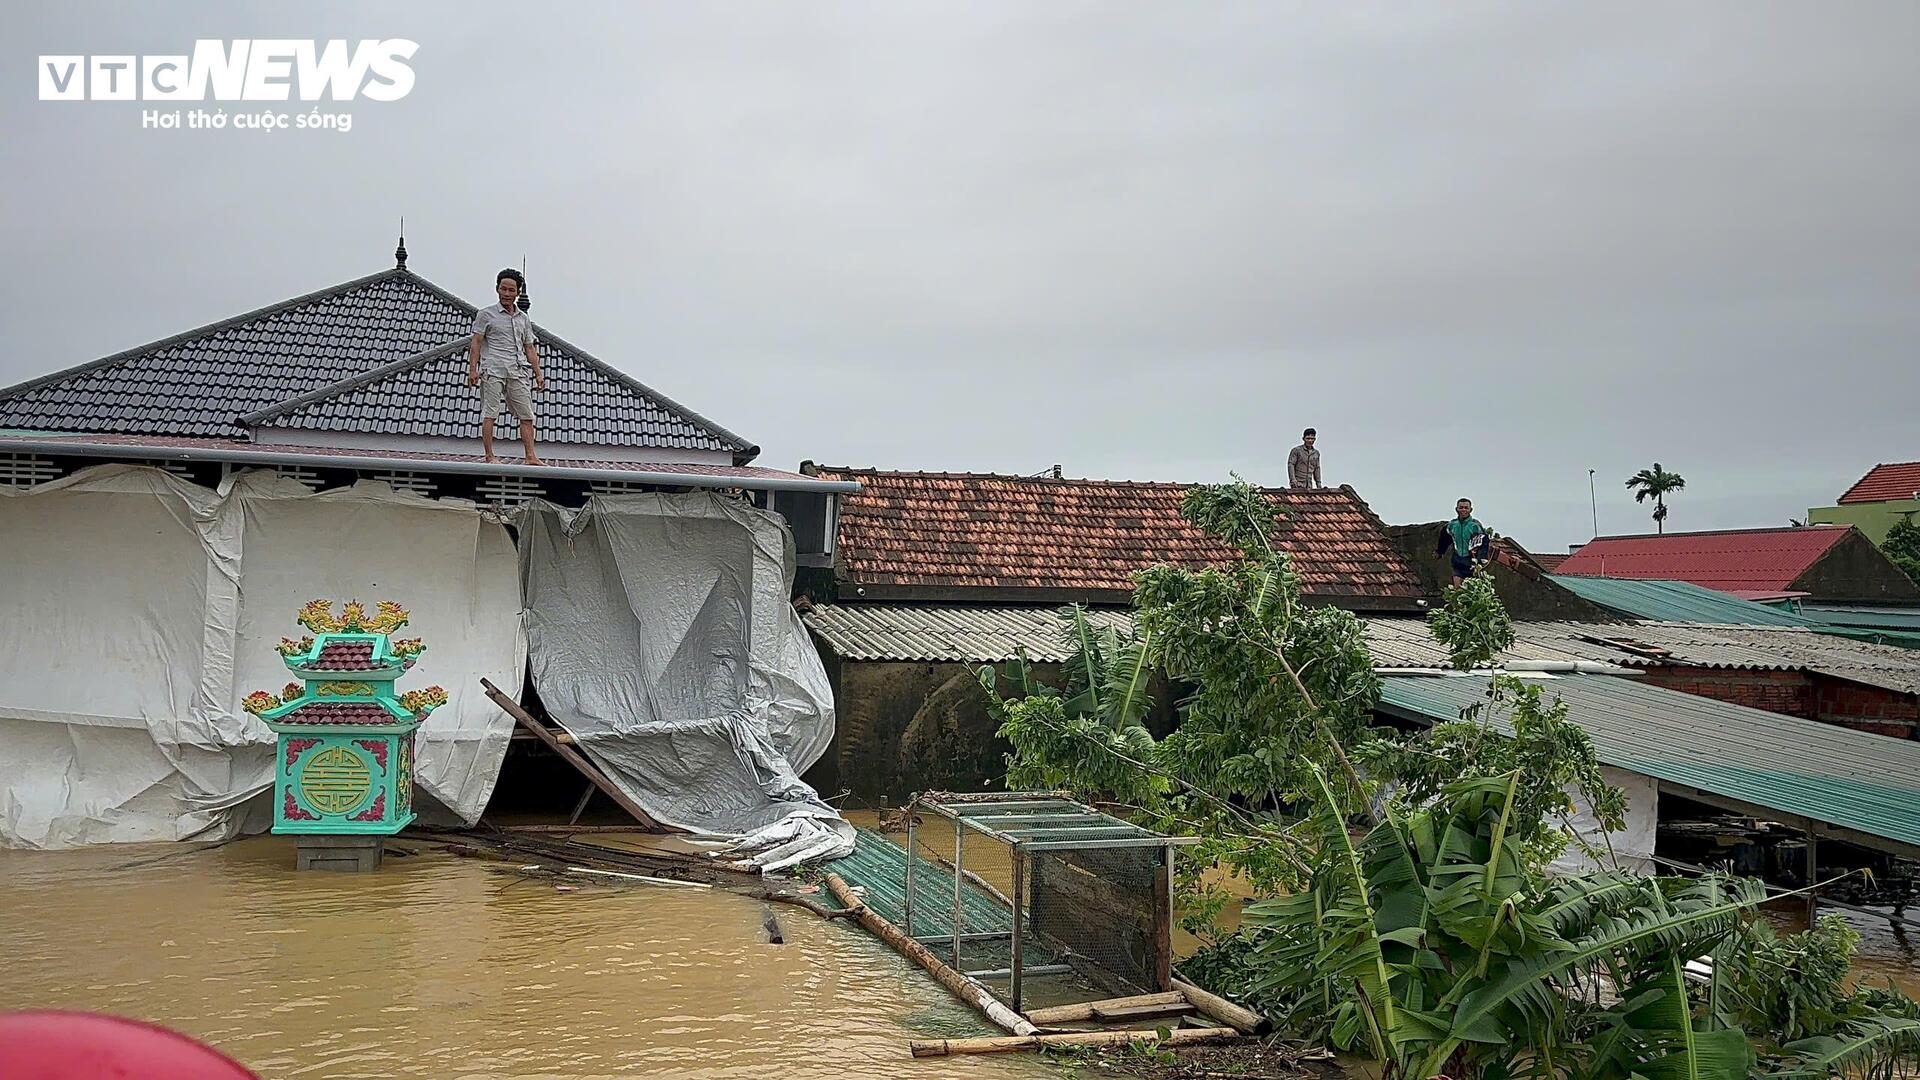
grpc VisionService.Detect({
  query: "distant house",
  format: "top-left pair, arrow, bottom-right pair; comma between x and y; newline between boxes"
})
796,466 -> 1428,802
1808,462 -> 1920,545
1554,525 -> 1920,605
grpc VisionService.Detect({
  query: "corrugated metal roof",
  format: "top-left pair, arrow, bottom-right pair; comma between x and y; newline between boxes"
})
1839,462 -> 1920,505
1360,617 -> 1612,668
1550,576 -> 1815,627
1377,673 -> 1920,854
804,604 -> 1920,693
803,603 -> 1135,662
1556,526 -> 1850,592
1794,605 -> 1920,633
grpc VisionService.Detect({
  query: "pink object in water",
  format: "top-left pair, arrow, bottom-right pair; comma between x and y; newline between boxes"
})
0,1011 -> 257,1078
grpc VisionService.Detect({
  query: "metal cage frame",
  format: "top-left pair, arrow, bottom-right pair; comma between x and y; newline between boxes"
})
902,790 -> 1199,1011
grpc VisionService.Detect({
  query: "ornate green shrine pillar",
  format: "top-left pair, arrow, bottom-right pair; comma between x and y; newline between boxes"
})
245,600 -> 445,870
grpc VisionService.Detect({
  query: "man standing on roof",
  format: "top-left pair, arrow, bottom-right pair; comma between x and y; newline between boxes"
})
467,269 -> 545,465
1288,428 -> 1321,489
1436,497 -> 1492,587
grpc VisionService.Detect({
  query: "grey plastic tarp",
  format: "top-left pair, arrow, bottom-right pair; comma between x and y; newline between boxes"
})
0,465 -> 525,848
518,493 -> 851,869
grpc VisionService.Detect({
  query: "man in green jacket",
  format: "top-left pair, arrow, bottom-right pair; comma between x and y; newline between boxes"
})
1435,498 -> 1491,587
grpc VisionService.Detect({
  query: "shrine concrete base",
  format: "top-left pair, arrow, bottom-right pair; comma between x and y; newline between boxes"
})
295,835 -> 385,872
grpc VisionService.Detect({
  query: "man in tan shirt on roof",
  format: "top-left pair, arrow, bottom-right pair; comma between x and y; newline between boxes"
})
467,268 -> 546,464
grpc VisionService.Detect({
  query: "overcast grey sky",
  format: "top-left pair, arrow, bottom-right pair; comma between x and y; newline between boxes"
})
5,2 -> 1915,552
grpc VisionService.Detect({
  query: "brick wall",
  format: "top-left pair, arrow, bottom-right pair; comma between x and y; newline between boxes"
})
1638,667 -> 1814,718
1813,676 -> 1920,739
1638,665 -> 1918,741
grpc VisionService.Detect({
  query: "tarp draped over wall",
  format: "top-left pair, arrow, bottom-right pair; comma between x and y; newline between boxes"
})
0,465 -> 525,849
519,493 -> 851,868
1552,766 -> 1659,875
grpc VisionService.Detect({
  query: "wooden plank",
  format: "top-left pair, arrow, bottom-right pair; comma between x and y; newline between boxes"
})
1024,991 -> 1188,1025
1091,1001 -> 1195,1024
480,678 -> 667,832
1153,847 -> 1173,990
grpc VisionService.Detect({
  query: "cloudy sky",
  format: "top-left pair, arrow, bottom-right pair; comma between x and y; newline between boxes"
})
6,2 -> 1915,552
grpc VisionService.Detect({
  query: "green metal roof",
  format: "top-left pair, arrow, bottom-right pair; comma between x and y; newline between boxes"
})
1377,673 -> 1920,856
1792,605 -> 1920,630
1549,576 -> 1815,627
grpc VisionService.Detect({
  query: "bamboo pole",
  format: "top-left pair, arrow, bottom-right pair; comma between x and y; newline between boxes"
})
480,678 -> 667,832
909,1026 -> 1239,1058
1172,979 -> 1270,1036
825,873 -> 1037,1037
1023,991 -> 1188,1025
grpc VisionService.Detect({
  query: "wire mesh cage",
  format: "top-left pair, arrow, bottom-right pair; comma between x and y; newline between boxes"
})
901,791 -> 1197,1012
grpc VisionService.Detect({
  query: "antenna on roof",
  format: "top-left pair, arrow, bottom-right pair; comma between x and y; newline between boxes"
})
394,217 -> 408,270
517,254 -> 530,312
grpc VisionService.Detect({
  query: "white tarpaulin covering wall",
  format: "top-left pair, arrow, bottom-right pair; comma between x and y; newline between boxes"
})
519,493 -> 852,868
0,465 -> 525,849
1552,766 -> 1659,875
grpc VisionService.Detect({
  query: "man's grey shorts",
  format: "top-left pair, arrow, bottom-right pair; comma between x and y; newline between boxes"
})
480,375 -> 534,421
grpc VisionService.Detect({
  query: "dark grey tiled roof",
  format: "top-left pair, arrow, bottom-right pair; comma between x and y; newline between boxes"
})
241,337 -> 748,451
0,267 -> 754,457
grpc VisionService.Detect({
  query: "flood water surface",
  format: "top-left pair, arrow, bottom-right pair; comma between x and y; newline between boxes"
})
0,837 -> 1050,1079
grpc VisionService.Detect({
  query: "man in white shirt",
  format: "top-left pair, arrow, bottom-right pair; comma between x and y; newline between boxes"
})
466,269 -> 546,464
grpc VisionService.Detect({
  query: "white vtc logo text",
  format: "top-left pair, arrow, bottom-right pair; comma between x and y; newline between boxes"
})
39,40 -> 418,101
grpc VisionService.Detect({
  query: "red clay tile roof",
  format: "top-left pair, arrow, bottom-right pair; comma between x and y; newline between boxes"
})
311,640 -> 379,671
813,467 -> 1425,606
1554,526 -> 1852,593
1839,462 -> 1920,505
1532,553 -> 1569,573
277,702 -> 401,725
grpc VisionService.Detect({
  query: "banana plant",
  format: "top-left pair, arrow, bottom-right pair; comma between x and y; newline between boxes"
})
1249,765 -> 1782,1079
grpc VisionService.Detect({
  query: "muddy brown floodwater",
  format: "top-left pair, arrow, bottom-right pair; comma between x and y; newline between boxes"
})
0,836 -> 1054,1080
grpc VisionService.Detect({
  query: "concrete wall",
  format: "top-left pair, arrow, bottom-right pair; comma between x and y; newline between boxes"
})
1807,500 -> 1920,546
1793,531 -> 1920,604
805,652 -> 1181,805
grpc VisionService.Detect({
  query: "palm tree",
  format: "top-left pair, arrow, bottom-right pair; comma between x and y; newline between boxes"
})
1625,463 -> 1687,534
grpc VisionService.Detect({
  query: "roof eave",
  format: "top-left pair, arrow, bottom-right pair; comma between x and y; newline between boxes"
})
0,435 -> 859,495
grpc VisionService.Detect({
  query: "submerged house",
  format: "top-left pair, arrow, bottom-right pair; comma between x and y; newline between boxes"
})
0,243 -> 854,851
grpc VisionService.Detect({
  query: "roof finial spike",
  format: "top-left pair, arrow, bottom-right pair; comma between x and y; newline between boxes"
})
517,254 -> 531,312
394,217 -> 408,270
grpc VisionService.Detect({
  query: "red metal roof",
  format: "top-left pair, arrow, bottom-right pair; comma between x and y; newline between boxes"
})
813,467 -> 1425,606
1554,526 -> 1851,593
1838,462 -> 1920,505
